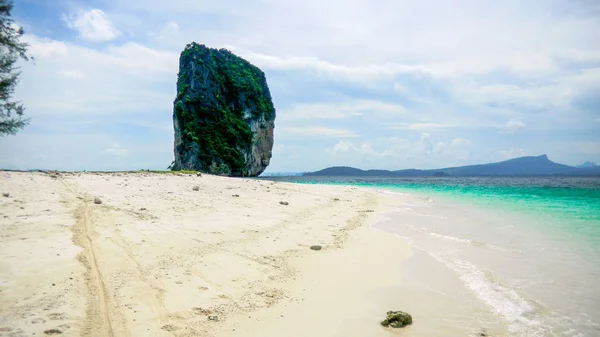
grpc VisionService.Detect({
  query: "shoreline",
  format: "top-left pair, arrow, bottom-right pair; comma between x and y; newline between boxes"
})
0,171 -> 527,336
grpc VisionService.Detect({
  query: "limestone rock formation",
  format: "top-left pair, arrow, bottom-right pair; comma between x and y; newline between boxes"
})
172,43 -> 276,176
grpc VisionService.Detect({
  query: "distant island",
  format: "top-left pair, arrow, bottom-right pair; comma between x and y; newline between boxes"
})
304,155 -> 600,177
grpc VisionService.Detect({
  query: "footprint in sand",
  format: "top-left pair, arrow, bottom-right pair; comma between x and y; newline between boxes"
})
161,324 -> 180,332
192,307 -> 212,315
48,313 -> 66,320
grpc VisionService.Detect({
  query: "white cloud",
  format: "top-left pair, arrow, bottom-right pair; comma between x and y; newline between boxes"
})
279,100 -> 407,121
64,9 -> 121,42
103,143 -> 128,156
328,141 -> 385,156
451,138 -> 470,147
149,22 -> 181,47
25,37 -> 68,58
499,119 -> 526,135
283,127 -> 357,138
331,141 -> 358,153
500,148 -> 527,159
434,142 -> 446,154
457,83 -> 572,111
388,123 -> 457,131
227,47 -> 424,78
16,35 -> 177,117
323,134 -> 480,170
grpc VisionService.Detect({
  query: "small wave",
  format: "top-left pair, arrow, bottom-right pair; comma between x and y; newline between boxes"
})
429,232 -> 471,244
450,259 -> 552,336
381,189 -> 409,196
414,213 -> 447,219
424,230 -> 512,252
395,207 -> 414,212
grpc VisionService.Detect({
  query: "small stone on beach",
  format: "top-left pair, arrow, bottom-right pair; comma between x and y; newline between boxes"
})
196,172 -> 202,177
279,201 -> 289,205
93,198 -> 102,205
232,194 -> 240,197
2,193 -> 9,197
192,186 -> 200,191
208,316 -> 219,321
309,245 -> 322,251
381,310 -> 412,328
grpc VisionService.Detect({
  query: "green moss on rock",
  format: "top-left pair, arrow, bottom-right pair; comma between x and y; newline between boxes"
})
381,311 -> 412,328
172,43 -> 276,176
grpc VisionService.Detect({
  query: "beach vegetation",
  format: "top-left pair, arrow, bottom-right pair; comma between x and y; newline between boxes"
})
0,0 -> 31,136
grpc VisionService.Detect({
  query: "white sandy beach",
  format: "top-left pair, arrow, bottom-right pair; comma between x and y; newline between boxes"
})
0,171 -> 504,337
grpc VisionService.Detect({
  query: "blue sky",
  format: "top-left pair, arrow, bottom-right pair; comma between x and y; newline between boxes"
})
1,0 -> 599,172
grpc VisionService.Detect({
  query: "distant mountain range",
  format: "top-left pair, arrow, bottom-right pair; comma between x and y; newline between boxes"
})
304,155 -> 600,177
261,172 -> 306,177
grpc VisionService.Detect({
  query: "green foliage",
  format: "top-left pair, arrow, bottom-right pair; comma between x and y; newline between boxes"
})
174,43 -> 275,175
213,163 -> 231,176
0,0 -> 31,136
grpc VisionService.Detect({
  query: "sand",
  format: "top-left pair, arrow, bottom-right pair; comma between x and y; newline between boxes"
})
0,171 -> 413,336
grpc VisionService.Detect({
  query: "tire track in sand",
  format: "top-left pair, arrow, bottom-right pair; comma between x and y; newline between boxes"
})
59,177 -> 115,337
73,201 -> 115,337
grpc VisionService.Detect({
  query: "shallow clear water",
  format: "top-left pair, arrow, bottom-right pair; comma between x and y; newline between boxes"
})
261,176 -> 600,336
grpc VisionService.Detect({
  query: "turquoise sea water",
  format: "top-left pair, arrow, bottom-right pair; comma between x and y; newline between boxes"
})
261,176 -> 600,336
265,176 -> 600,246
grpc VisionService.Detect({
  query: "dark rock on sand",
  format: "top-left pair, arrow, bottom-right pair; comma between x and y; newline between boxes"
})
381,310 -> 412,328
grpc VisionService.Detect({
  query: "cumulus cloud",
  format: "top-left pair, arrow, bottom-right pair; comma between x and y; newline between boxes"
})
499,119 -> 526,135
103,143 -> 128,156
331,141 -> 358,153
64,9 -> 121,42
451,138 -> 470,147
